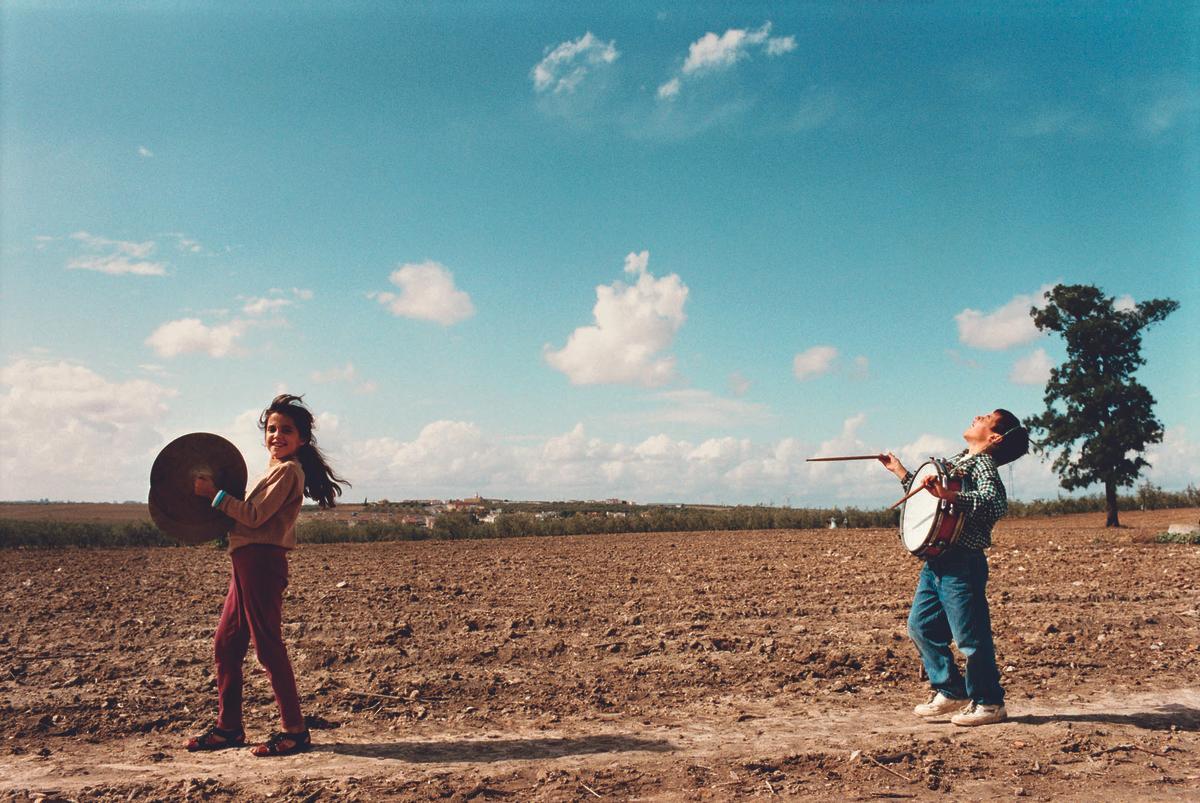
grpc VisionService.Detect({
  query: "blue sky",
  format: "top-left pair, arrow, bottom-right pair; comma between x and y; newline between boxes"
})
2,2 -> 1197,504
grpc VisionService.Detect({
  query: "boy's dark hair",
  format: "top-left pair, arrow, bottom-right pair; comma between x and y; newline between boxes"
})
990,408 -> 1029,467
259,393 -> 350,508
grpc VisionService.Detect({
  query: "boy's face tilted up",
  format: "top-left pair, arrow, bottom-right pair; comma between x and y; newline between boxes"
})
963,411 -> 1004,453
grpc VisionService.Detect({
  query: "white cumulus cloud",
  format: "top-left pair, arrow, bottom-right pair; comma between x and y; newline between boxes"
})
299,407 -> 1200,507
145,318 -> 248,358
0,359 -> 176,500
372,261 -> 475,325
1010,348 -> 1053,386
532,32 -> 619,94
792,345 -> 838,380
1145,426 -> 1200,487
659,21 -> 796,100
349,421 -> 505,495
954,285 -> 1052,350
545,251 -> 688,387
682,22 -> 784,73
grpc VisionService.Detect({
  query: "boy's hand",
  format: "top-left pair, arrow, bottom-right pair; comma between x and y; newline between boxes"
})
878,452 -> 907,480
193,473 -> 218,500
922,474 -> 958,502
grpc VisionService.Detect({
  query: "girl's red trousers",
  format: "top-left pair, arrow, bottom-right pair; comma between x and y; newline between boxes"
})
214,544 -> 303,732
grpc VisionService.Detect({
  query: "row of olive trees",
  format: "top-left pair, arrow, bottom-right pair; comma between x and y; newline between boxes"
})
444,505 -> 898,540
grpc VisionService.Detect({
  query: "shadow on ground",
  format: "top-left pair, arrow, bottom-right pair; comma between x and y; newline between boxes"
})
320,734 -> 675,763
1011,704 -> 1200,731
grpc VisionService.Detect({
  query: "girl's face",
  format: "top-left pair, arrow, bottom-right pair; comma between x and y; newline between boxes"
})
264,412 -> 306,461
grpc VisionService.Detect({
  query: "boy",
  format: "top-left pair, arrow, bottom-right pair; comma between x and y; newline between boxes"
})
878,409 -> 1028,726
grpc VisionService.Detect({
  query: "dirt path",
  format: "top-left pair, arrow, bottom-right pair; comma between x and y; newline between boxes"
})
5,687 -> 1198,801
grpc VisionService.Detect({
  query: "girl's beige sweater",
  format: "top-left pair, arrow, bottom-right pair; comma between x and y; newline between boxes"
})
216,459 -> 305,553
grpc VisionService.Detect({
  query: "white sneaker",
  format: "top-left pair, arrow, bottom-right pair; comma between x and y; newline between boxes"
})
913,691 -> 968,719
951,702 -> 1007,727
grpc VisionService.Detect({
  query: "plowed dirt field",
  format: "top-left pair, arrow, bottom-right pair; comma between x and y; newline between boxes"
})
2,508 -> 1198,801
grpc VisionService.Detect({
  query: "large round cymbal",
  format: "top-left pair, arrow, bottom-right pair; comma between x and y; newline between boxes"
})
149,433 -> 247,545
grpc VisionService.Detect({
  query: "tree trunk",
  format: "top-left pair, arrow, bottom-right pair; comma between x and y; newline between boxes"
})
1104,480 -> 1120,527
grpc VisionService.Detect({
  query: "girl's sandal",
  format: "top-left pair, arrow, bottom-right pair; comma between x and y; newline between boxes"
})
185,725 -> 245,752
251,729 -> 311,757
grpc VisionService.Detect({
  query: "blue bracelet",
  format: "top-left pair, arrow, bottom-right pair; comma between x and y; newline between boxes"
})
211,490 -> 226,508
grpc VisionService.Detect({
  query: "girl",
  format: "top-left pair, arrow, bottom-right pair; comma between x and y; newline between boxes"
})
186,394 -> 347,757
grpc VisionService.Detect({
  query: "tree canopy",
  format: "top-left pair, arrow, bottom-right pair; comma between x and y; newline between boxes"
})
1026,284 -> 1178,526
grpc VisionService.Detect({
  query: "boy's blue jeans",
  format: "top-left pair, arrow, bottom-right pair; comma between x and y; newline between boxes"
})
907,547 -> 1004,706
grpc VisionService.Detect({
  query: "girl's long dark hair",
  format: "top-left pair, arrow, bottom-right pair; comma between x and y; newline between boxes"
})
259,393 -> 349,508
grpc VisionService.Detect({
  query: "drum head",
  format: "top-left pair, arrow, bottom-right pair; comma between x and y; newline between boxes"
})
900,461 -> 941,552
148,433 -> 247,545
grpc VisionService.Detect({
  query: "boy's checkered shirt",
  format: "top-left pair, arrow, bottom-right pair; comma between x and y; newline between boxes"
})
901,450 -> 1008,550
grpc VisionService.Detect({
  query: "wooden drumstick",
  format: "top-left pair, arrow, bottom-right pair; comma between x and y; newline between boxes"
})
889,481 -> 930,510
805,454 -> 886,462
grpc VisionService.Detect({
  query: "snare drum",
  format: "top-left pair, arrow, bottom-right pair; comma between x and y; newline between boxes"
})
899,459 -> 964,559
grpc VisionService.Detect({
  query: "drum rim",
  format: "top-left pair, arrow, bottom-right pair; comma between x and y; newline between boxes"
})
899,459 -> 944,552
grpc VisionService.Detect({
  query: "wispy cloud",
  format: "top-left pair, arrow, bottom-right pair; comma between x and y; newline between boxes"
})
545,251 -> 688,387
944,349 -> 981,370
532,32 -> 619,95
1138,82 -> 1200,136
162,232 -> 205,254
138,145 -> 154,158
312,363 -> 358,384
67,231 -> 166,276
371,261 -> 475,326
311,362 -> 377,395
790,86 -> 841,131
849,355 -> 870,381
634,388 -> 773,428
1011,107 -> 1097,138
242,298 -> 292,316
240,287 -> 312,316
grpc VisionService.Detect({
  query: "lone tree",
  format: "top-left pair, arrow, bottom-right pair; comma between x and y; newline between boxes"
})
1027,284 -> 1178,527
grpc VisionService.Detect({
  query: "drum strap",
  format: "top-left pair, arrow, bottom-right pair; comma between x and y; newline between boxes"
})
947,451 -> 971,477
